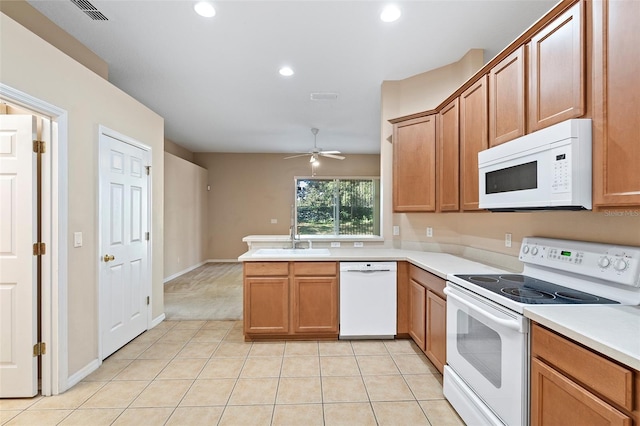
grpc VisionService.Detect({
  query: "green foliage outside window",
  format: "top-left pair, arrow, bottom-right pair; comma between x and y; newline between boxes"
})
295,178 -> 380,236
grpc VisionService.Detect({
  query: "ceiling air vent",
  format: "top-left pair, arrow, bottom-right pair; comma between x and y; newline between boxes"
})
310,92 -> 338,101
70,0 -> 108,20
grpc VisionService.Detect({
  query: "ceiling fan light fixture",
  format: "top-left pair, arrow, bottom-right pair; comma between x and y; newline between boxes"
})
380,4 -> 401,23
194,2 -> 216,17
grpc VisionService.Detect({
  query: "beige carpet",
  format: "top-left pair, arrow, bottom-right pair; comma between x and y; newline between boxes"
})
164,262 -> 243,320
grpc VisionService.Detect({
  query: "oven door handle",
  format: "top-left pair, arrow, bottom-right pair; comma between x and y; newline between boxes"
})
444,287 -> 522,332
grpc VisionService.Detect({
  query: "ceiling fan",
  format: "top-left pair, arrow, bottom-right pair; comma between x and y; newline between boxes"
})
284,128 -> 345,163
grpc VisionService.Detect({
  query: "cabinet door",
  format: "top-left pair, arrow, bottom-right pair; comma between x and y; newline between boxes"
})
529,2 -> 584,132
438,98 -> 460,212
244,277 -> 289,334
408,279 -> 426,351
425,290 -> 446,374
531,358 -> 632,426
393,115 -> 437,212
460,76 -> 488,211
292,277 -> 338,334
489,46 -> 526,146
593,0 -> 640,207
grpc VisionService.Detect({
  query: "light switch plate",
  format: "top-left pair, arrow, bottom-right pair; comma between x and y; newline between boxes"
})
427,227 -> 433,237
73,232 -> 82,248
270,218 -> 278,224
505,233 -> 512,248
392,226 -> 400,236
331,242 -> 341,248
353,242 -> 364,248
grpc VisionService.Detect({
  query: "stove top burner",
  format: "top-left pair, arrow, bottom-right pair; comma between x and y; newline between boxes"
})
453,274 -> 619,305
469,276 -> 500,283
501,287 -> 555,299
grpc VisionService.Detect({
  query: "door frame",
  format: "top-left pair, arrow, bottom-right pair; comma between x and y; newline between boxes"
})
97,125 -> 152,360
0,83 -> 69,396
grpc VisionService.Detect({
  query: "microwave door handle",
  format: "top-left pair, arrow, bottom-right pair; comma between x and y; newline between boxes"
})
444,288 -> 522,332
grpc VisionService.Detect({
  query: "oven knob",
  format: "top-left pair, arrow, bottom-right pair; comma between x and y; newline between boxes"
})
531,247 -> 539,255
614,258 -> 629,272
598,256 -> 611,268
522,245 -> 530,254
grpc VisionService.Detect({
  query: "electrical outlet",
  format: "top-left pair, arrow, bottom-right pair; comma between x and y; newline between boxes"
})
331,242 -> 341,248
392,226 -> 400,236
426,227 -> 433,238
505,233 -> 512,248
270,218 -> 278,224
353,242 -> 364,248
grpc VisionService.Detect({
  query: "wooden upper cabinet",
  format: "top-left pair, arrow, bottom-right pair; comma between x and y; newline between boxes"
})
529,1 -> 585,132
592,0 -> 640,207
393,115 -> 437,212
489,46 -> 526,147
438,98 -> 460,212
460,76 -> 488,211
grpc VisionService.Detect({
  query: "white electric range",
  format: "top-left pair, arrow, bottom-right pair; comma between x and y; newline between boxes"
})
443,237 -> 640,426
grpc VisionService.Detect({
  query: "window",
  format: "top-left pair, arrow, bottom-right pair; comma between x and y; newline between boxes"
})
295,177 -> 381,237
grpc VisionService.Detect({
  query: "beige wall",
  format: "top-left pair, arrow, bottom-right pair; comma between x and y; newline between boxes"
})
1,13 -> 164,377
0,0 -> 108,79
164,138 -> 194,163
381,51 -> 640,264
164,153 -> 208,279
193,153 -> 381,260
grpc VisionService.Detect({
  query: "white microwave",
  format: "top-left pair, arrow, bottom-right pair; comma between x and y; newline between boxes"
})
478,119 -> 592,211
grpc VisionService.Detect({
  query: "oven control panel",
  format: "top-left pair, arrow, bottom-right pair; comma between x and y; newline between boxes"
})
519,237 -> 640,287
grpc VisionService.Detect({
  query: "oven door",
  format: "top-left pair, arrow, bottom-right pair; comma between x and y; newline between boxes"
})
444,283 -> 529,426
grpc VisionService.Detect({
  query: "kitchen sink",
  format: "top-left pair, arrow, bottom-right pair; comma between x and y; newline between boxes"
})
253,248 -> 331,257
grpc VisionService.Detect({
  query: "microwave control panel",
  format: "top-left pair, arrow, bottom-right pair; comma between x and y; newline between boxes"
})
551,148 -> 571,194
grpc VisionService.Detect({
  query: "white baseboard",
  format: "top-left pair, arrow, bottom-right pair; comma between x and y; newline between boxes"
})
66,358 -> 101,390
163,261 -> 208,283
150,313 -> 166,328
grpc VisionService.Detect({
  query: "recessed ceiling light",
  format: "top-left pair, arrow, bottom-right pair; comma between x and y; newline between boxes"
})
279,66 -> 294,77
194,2 -> 215,18
380,5 -> 401,23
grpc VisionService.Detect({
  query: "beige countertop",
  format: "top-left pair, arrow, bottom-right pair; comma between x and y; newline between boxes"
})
238,248 -> 507,280
525,305 -> 640,370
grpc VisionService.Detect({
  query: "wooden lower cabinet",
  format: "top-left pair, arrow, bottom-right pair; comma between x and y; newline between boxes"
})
425,290 -> 446,372
531,323 -> 638,426
406,265 -> 447,374
243,261 -> 338,339
292,276 -> 338,334
408,278 -> 426,350
244,277 -> 289,334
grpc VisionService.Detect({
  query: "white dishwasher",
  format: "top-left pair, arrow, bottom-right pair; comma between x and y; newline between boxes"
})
339,262 -> 397,339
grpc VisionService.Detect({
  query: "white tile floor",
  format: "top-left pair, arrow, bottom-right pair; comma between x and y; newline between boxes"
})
0,320 -> 464,425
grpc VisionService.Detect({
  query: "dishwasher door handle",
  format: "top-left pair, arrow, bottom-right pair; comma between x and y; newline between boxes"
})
344,269 -> 391,273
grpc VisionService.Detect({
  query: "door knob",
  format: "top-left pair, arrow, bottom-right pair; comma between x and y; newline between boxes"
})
103,254 -> 115,262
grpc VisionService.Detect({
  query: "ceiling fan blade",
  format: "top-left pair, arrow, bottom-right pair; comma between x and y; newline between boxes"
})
320,153 -> 345,160
284,153 -> 310,160
320,150 -> 341,155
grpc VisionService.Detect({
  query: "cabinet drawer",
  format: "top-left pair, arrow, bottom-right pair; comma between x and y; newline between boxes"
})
409,265 -> 446,299
532,324 -> 634,411
294,262 -> 337,276
245,262 -> 289,276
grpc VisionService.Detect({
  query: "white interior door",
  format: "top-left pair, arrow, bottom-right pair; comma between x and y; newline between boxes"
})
0,115 -> 38,397
99,133 -> 149,359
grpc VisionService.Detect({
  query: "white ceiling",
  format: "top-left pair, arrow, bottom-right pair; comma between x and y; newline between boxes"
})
27,0 -> 556,154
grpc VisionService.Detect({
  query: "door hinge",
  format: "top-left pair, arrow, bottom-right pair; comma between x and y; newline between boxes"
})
33,242 -> 46,256
145,166 -> 151,175
33,342 -> 46,357
145,232 -> 150,241
32,140 -> 46,154
146,296 -> 150,305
